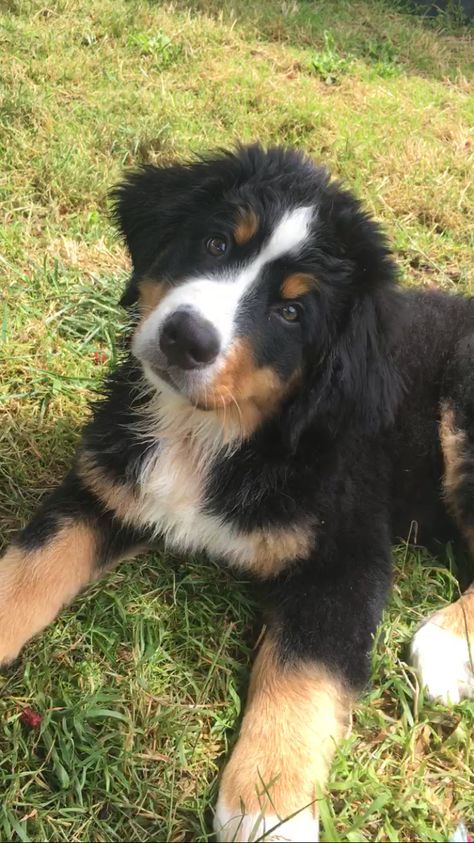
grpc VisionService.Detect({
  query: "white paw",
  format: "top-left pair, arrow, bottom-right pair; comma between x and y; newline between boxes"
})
410,618 -> 474,704
213,802 -> 319,842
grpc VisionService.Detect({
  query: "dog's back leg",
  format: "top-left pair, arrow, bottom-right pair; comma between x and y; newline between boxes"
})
410,376 -> 474,703
410,584 -> 474,704
0,470 -> 148,667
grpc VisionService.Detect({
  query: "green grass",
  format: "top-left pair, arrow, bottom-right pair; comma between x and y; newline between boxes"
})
0,0 -> 473,840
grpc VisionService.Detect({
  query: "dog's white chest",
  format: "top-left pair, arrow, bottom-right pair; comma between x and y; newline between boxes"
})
132,395 -> 313,577
136,435 -> 248,565
135,436 -> 314,578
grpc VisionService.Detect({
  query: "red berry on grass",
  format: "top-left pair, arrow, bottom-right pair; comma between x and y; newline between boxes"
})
91,351 -> 108,365
20,707 -> 43,729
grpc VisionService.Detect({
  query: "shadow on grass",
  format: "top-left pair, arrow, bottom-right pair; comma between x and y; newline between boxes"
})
167,0 -> 473,83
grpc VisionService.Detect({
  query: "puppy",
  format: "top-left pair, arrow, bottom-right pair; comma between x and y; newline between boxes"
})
1,144 -> 473,842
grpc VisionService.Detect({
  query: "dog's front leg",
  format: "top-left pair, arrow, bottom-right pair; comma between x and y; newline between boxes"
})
214,633 -> 350,842
0,470 -> 148,666
214,528 -> 392,842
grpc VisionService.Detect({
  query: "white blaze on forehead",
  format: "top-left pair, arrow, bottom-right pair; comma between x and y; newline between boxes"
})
133,205 -> 314,359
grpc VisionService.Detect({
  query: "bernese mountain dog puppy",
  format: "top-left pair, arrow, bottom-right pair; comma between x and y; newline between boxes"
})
1,144 -> 473,842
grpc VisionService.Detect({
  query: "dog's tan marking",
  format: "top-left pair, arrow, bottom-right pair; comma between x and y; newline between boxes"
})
215,634 -> 351,837
439,402 -> 474,554
432,584 -> 474,641
228,521 -> 315,578
77,451 -> 141,524
281,272 -> 315,300
138,278 -> 168,314
440,403 -> 465,512
0,523 -> 97,665
200,339 -> 300,439
234,208 -> 259,245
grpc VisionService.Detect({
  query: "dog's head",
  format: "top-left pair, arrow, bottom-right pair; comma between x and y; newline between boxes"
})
113,144 -> 402,446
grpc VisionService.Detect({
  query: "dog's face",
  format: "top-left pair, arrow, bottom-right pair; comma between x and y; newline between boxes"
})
132,202 -> 316,417
114,145 -> 401,442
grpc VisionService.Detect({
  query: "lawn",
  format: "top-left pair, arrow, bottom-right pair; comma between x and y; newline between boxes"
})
0,0 -> 473,840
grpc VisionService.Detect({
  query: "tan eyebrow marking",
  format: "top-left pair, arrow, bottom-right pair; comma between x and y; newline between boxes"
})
281,272 -> 316,299
234,208 -> 259,245
138,278 -> 168,313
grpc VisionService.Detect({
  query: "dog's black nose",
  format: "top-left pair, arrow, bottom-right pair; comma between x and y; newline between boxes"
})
159,309 -> 220,370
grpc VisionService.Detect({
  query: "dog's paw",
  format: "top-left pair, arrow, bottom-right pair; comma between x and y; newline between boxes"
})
410,616 -> 474,704
213,801 -> 319,842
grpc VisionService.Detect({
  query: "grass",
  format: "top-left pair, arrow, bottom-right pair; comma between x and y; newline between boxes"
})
0,0 -> 473,839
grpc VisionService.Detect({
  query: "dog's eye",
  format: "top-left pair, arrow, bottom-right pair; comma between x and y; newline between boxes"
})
278,304 -> 300,323
206,236 -> 228,257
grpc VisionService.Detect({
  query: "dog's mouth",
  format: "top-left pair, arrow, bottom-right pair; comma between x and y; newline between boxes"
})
147,362 -> 180,392
143,359 -> 232,412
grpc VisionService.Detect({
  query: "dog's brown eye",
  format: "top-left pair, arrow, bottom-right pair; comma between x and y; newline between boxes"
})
279,304 -> 300,323
206,236 -> 227,257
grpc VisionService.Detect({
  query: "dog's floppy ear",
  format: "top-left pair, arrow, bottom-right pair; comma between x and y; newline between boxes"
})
281,194 -> 405,449
283,288 -> 404,450
112,150 -> 249,307
112,164 -> 197,307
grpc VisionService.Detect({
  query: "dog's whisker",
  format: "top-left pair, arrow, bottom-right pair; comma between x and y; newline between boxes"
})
220,385 -> 244,441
